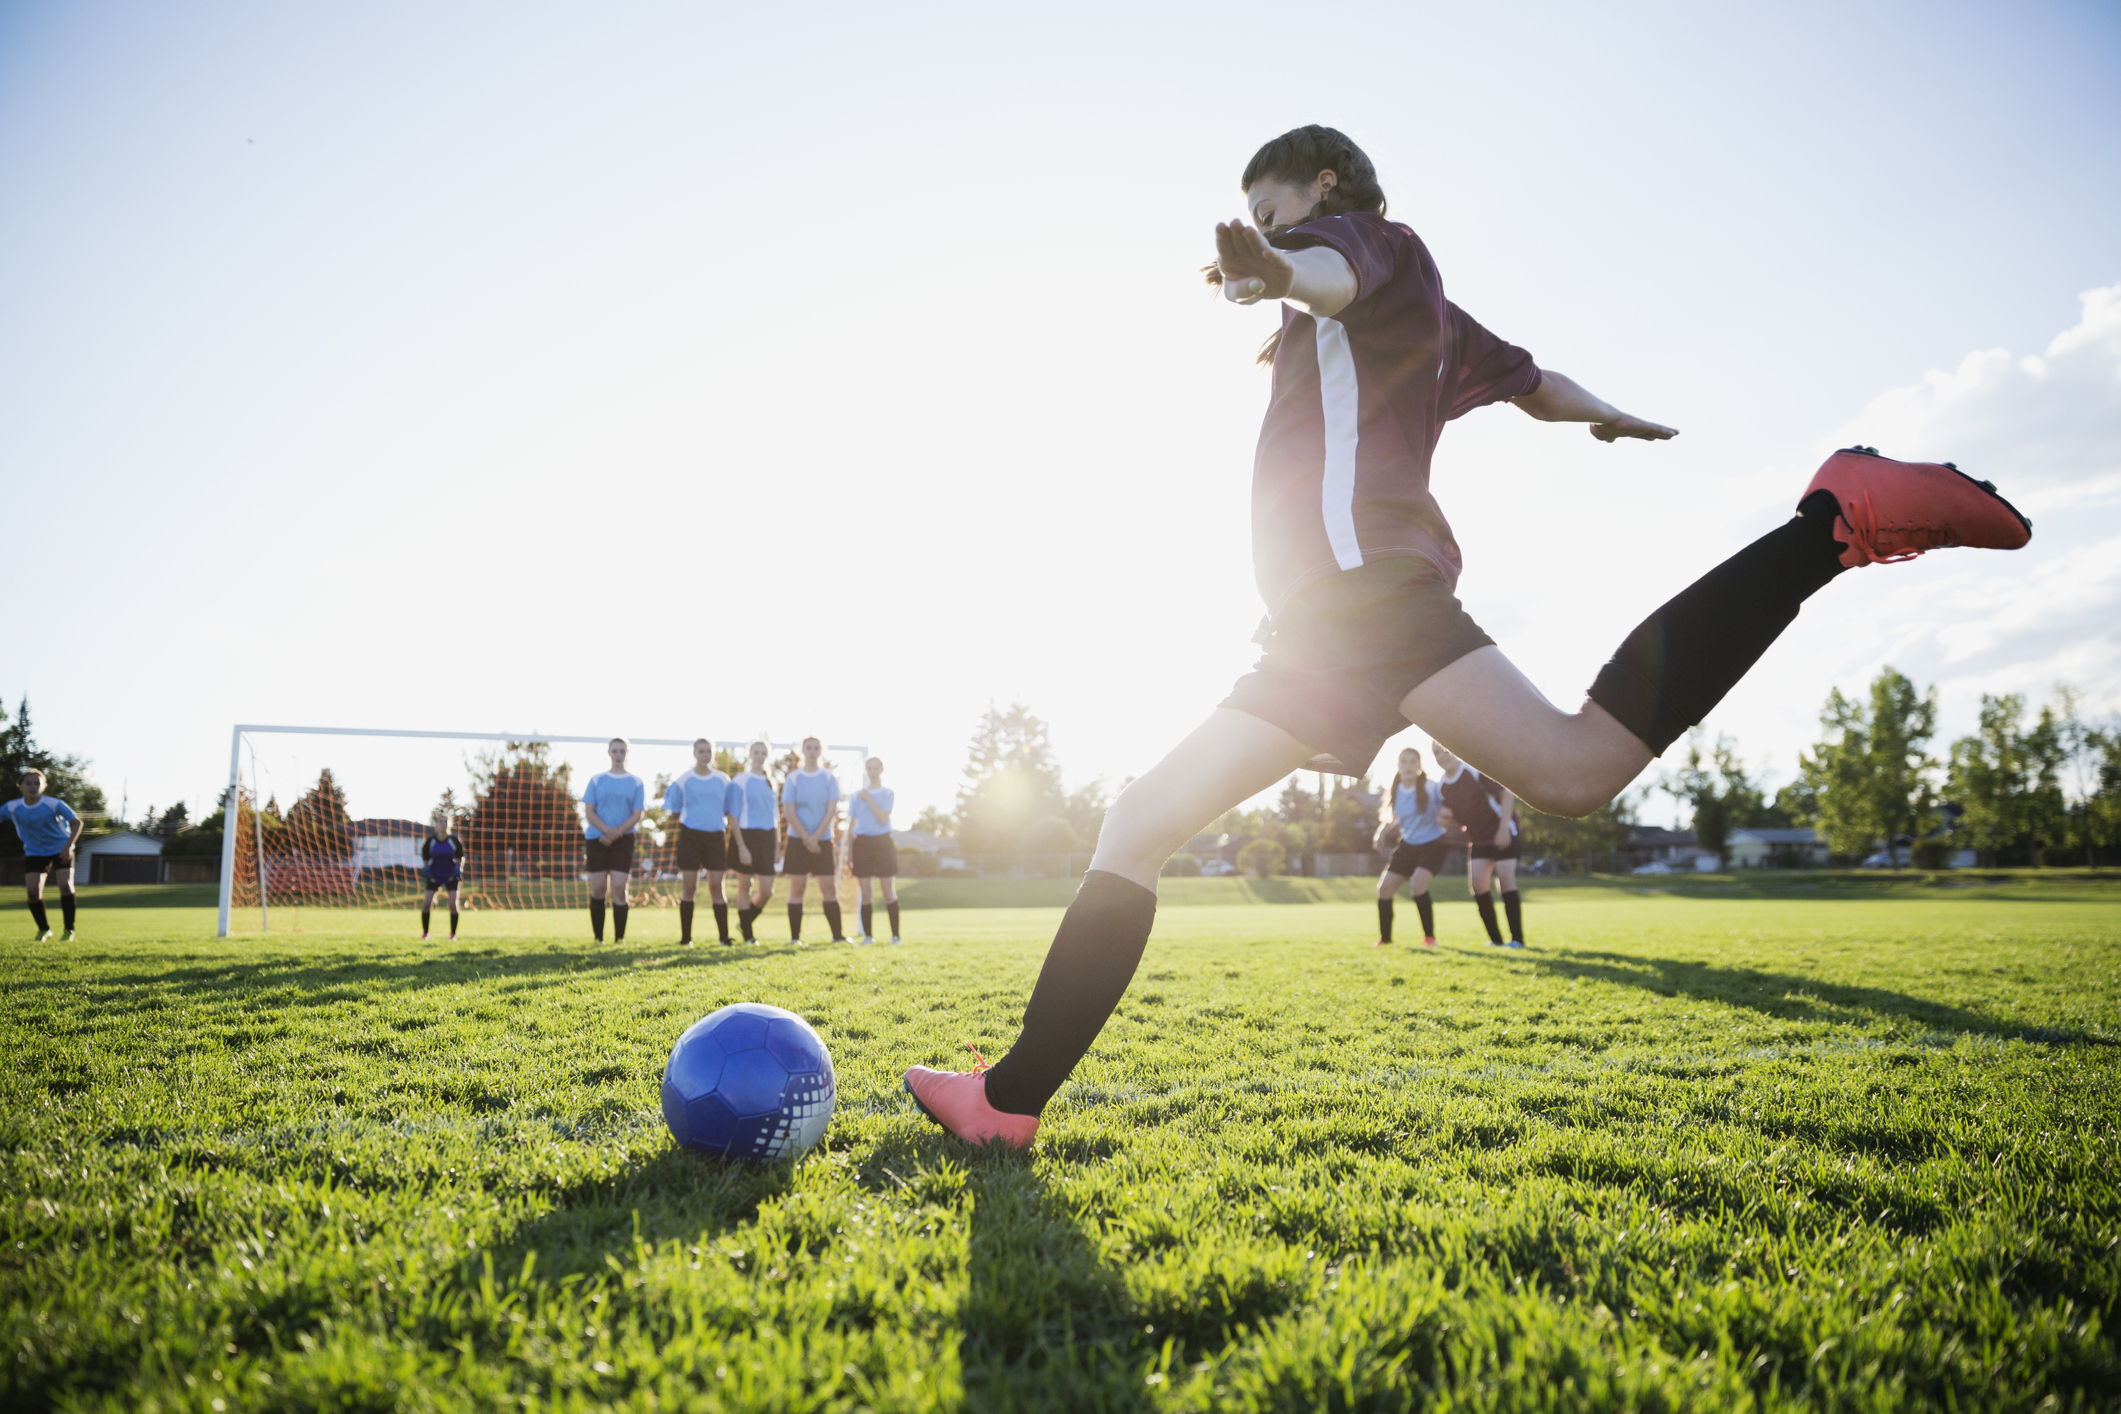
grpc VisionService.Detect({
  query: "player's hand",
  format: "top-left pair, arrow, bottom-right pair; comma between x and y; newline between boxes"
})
1214,220 -> 1295,304
805,838 -> 820,853
1494,826 -> 1512,849
1590,413 -> 1677,443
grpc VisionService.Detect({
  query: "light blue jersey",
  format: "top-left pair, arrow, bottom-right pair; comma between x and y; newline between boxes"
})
782,769 -> 841,835
580,771 -> 645,838
850,784 -> 894,837
730,772 -> 780,830
664,770 -> 734,831
2,796 -> 78,855
1393,778 -> 1445,845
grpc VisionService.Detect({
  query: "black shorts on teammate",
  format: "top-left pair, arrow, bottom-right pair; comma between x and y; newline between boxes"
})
675,826 -> 729,873
851,835 -> 898,878
584,835 -> 635,874
781,840 -> 837,876
1387,837 -> 1449,877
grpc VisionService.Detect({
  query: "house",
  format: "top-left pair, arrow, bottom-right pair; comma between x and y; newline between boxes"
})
75,830 -> 164,884
1626,826 -> 1712,871
354,818 -> 429,871
1727,827 -> 1831,869
891,829 -> 966,872
1182,832 -> 1254,866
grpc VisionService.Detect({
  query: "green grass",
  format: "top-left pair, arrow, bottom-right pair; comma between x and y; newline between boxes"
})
4,878 -> 2118,1411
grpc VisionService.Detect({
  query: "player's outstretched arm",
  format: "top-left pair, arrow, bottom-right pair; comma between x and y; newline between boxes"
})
1513,369 -> 1676,443
1213,221 -> 1358,319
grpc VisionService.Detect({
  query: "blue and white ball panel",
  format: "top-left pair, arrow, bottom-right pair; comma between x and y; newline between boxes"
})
660,1002 -> 836,1162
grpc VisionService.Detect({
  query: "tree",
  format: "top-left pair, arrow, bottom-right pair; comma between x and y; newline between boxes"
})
1320,777 -> 1379,854
1236,837 -> 1287,877
912,805 -> 956,838
1950,693 -> 2073,866
285,768 -> 355,859
955,703 -> 1072,855
1519,787 -> 1643,872
1661,731 -> 1769,868
466,742 -> 579,880
1799,667 -> 1937,867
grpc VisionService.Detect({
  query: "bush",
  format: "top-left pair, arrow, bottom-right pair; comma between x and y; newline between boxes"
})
2041,845 -> 2082,868
1236,838 -> 1287,878
1912,838 -> 1953,870
1161,854 -> 1200,878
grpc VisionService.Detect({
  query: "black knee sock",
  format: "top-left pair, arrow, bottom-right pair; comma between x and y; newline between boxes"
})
738,905 -> 758,940
589,898 -> 606,941
788,903 -> 802,940
29,898 -> 49,933
612,904 -> 629,941
1590,492 -> 1848,754
1502,889 -> 1524,942
823,901 -> 843,940
60,892 -> 74,932
982,870 -> 1158,1117
1474,891 -> 1504,944
449,907 -> 459,938
713,902 -> 730,942
1414,890 -> 1435,938
421,906 -> 431,935
887,900 -> 900,937
679,900 -> 694,943
1377,896 -> 1393,940
860,903 -> 873,938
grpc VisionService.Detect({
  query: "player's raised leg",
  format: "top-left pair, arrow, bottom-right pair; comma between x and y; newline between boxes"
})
781,737 -> 844,943
580,738 -> 645,943
849,757 -> 899,944
727,740 -> 779,942
5,770 -> 82,941
667,738 -> 736,947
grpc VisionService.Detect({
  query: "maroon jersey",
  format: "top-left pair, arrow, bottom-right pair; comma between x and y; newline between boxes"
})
1439,766 -> 1514,840
1251,211 -> 1541,615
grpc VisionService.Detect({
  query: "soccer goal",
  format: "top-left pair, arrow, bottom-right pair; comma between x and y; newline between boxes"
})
215,725 -> 870,936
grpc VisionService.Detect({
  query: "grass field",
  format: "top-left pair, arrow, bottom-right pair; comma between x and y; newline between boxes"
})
4,876 -> 2118,1411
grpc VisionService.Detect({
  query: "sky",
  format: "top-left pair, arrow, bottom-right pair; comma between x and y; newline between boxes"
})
3,0 -> 2118,829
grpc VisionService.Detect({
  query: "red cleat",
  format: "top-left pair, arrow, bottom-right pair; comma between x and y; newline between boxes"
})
1421,936 -> 1439,949
1804,447 -> 2031,569
904,1048 -> 1039,1149
1372,937 -> 1393,948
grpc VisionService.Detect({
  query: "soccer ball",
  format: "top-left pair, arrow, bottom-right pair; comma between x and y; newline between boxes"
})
660,1003 -> 836,1162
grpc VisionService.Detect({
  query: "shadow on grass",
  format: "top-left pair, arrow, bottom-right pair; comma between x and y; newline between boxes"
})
1535,949 -> 2113,1044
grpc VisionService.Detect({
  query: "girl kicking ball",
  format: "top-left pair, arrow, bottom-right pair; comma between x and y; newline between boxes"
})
1374,747 -> 1446,948
420,809 -> 465,941
904,124 -> 2032,1148
1434,741 -> 1524,947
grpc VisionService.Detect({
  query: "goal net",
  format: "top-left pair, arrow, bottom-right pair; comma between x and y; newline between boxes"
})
217,726 -> 870,936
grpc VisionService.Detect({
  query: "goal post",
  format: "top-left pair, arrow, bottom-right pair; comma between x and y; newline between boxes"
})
215,724 -> 870,937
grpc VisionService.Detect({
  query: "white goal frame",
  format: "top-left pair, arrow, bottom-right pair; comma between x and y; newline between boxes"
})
216,724 -> 870,937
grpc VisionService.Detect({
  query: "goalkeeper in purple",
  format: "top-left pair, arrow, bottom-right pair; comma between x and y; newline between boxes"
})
4,768 -> 83,941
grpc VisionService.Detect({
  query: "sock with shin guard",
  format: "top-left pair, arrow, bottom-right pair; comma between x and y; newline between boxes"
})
887,901 -> 901,937
1502,889 -> 1524,942
421,906 -> 431,936
1474,892 -> 1504,944
29,899 -> 48,934
981,870 -> 1158,1117
738,905 -> 758,941
1414,890 -> 1435,939
824,901 -> 843,941
788,904 -> 802,941
679,900 -> 695,943
1590,492 -> 1849,753
613,905 -> 629,941
590,897 -> 606,941
860,903 -> 873,938
60,893 -> 75,933
449,907 -> 459,939
713,902 -> 730,942
1377,897 -> 1393,941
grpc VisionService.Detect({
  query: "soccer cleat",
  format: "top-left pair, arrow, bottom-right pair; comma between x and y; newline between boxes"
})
1486,938 -> 1504,948
1373,936 -> 1393,948
62,929 -> 76,942
1803,446 -> 2031,569
904,1048 -> 1038,1149
852,935 -> 872,946
422,932 -> 430,941
1421,936 -> 1438,949
1506,939 -> 1527,950
889,936 -> 903,946
34,930 -> 52,942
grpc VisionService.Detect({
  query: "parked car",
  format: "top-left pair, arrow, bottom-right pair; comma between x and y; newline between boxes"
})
1200,858 -> 1239,877
1630,860 -> 1673,876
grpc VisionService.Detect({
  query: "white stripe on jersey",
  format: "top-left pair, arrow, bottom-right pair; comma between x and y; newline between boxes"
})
1314,315 -> 1364,571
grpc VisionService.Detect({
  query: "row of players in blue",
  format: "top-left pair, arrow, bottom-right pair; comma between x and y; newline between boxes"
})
419,736 -> 903,948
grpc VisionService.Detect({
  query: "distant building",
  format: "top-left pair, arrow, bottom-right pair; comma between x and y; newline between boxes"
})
354,818 -> 429,871
1626,826 -> 1712,870
76,830 -> 164,884
1727,827 -> 1830,869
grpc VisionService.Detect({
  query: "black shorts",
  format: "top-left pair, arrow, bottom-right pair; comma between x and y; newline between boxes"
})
1469,833 -> 1522,863
730,828 -> 778,875
851,834 -> 898,878
1221,557 -> 1494,778
583,835 -> 635,874
22,855 -> 70,879
675,826 -> 728,872
1387,837 -> 1450,877
782,838 -> 837,876
424,872 -> 461,891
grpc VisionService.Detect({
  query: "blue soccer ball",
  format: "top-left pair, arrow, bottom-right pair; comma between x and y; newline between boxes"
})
661,1003 -> 836,1162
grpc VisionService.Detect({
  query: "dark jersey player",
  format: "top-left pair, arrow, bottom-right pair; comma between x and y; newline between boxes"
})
1374,747 -> 1446,948
1433,741 -> 1522,947
420,810 -> 465,941
903,125 -> 2033,1149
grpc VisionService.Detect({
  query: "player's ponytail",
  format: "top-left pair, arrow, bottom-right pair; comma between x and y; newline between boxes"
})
1216,125 -> 1390,365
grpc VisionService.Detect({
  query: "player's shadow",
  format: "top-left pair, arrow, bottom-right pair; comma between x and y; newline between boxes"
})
857,1129 -> 1155,1413
1534,949 -> 2111,1044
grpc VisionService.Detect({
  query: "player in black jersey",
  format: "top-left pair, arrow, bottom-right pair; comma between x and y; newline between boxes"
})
420,809 -> 465,941
1433,742 -> 1524,948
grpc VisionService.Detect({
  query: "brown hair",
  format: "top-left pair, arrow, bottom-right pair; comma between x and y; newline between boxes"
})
1207,126 -> 1390,366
